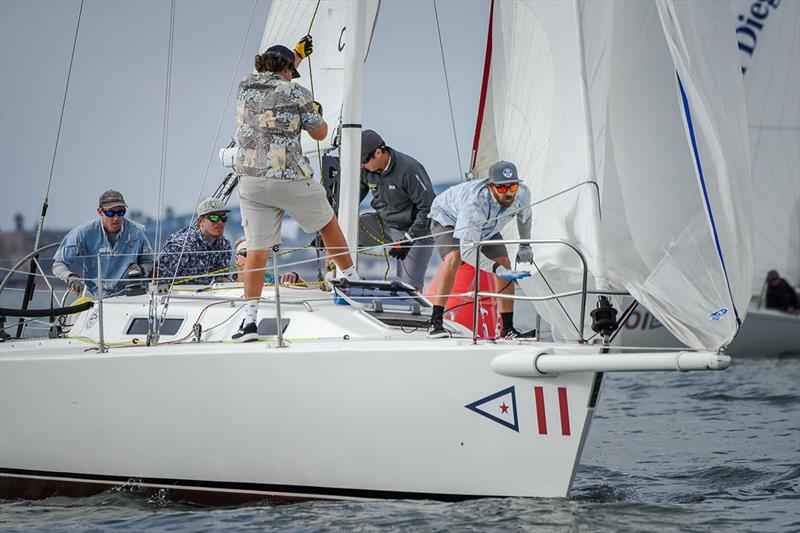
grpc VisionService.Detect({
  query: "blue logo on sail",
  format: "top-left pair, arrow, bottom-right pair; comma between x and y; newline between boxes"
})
707,307 -> 728,323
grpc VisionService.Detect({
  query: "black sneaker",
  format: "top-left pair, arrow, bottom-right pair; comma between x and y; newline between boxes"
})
427,322 -> 451,339
502,328 -> 536,340
232,320 -> 259,343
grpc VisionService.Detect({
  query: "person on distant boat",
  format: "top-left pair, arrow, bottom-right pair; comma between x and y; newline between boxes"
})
427,161 -> 533,339
232,36 -> 359,342
157,197 -> 233,285
52,190 -> 153,297
233,237 -> 302,285
358,130 -> 436,291
765,270 -> 800,315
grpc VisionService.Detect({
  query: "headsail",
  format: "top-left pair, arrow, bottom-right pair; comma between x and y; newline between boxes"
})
475,0 -> 753,351
259,0 -> 379,155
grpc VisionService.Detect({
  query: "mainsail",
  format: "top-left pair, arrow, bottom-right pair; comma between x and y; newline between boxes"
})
259,0 -> 379,155
474,0 -> 753,351
730,0 -> 800,290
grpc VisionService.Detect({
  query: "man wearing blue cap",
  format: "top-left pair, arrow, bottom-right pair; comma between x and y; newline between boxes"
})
427,161 -> 534,339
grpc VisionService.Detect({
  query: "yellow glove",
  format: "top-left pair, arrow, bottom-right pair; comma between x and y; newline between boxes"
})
294,34 -> 313,59
311,101 -> 323,116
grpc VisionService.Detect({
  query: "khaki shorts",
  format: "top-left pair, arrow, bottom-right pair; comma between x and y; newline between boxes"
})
239,176 -> 334,250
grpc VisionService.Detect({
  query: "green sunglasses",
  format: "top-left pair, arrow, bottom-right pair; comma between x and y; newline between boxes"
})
206,213 -> 228,223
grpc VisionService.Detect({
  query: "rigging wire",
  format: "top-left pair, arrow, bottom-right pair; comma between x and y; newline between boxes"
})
432,0 -> 464,180
305,0 -> 324,180
44,0 -> 84,215
154,0 -> 176,274
157,0 -> 260,328
149,0 -> 176,343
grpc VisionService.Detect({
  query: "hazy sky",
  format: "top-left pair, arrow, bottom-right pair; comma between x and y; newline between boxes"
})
0,0 -> 489,232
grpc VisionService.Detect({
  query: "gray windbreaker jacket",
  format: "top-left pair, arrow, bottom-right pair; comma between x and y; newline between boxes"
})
359,148 -> 436,239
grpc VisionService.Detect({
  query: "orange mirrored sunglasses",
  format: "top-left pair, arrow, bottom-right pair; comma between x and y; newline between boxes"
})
493,183 -> 519,194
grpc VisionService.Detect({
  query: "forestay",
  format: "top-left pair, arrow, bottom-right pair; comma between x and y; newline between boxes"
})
259,0 -> 379,155
474,0 -> 753,351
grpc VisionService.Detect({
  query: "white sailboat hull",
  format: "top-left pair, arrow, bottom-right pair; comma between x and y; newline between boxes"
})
0,336 -> 600,501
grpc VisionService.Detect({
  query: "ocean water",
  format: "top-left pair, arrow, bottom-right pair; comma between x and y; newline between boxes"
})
0,355 -> 797,531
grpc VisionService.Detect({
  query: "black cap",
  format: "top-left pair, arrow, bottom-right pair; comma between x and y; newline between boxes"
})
767,270 -> 779,281
361,130 -> 385,163
267,45 -> 300,79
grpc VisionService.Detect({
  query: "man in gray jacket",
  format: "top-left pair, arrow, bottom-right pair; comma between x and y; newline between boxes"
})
359,130 -> 436,290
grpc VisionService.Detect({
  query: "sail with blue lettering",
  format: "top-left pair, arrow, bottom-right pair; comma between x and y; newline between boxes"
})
474,0 -> 753,351
731,0 -> 800,291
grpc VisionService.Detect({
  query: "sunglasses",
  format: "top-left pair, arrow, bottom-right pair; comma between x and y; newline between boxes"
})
102,209 -> 126,218
362,150 -> 376,165
206,213 -> 228,223
493,183 -> 519,194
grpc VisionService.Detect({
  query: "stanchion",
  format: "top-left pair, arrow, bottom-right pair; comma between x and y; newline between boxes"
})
272,245 -> 286,348
96,255 -> 107,353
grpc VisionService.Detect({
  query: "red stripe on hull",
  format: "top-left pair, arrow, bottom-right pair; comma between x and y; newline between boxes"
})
534,386 -> 547,435
558,387 -> 571,436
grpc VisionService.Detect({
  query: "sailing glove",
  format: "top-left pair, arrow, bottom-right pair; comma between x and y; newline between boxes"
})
311,101 -> 323,116
294,34 -> 313,59
493,264 -> 531,281
67,275 -> 85,296
388,240 -> 413,261
388,233 -> 414,260
516,244 -> 533,264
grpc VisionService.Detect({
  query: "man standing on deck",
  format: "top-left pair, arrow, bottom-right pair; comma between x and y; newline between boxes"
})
427,161 -> 533,339
157,197 -> 233,285
52,190 -> 153,297
359,130 -> 436,291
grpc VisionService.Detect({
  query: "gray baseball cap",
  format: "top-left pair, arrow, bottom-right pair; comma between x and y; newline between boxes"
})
196,197 -> 231,217
98,190 -> 127,209
487,161 -> 519,184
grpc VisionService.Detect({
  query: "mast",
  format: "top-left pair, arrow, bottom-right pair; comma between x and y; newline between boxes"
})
337,0 -> 367,269
573,0 -> 609,292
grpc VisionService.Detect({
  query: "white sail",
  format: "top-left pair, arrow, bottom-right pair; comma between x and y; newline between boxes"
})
259,0 -> 379,155
476,0 -> 753,351
730,0 -> 800,290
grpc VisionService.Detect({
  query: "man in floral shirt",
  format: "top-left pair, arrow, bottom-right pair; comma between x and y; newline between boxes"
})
157,197 -> 233,285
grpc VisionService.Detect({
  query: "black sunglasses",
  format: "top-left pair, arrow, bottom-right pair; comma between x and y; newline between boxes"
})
102,209 -> 126,218
206,213 -> 228,223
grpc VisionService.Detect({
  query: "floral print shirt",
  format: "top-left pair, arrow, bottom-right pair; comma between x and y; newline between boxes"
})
233,72 -> 324,180
158,226 -> 232,285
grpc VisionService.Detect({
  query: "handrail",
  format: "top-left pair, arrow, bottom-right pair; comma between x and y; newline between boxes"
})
471,238 -> 591,344
0,243 -> 60,295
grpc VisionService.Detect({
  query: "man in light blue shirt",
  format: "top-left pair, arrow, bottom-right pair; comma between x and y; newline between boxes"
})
52,190 -> 153,297
428,161 -> 533,339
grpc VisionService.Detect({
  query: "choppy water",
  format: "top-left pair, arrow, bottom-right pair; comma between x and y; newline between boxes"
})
1,356 -> 797,531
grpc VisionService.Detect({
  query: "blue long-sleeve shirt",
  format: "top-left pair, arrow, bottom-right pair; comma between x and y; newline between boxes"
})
429,178 -> 532,269
53,218 -> 153,296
